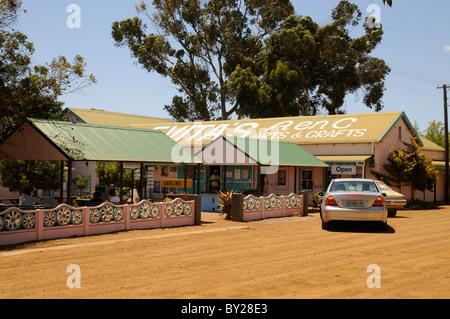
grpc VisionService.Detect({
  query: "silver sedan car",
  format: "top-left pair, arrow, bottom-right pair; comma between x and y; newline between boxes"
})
320,178 -> 388,230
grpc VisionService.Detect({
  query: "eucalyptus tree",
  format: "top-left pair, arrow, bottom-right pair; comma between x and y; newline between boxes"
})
0,0 -> 96,194
228,1 -> 390,117
112,0 -> 294,121
0,0 -> 97,140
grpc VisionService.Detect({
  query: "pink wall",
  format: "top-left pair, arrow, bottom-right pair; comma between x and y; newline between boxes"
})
0,198 -> 195,246
264,166 -> 324,202
301,117 -> 445,202
242,193 -> 304,221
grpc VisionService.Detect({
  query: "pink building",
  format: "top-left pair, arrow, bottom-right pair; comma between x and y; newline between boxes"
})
1,109 -> 446,204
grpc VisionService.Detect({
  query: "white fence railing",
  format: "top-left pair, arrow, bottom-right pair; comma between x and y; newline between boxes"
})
242,193 -> 303,221
0,198 -> 195,246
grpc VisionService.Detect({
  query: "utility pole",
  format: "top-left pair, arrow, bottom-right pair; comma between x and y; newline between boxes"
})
438,84 -> 449,204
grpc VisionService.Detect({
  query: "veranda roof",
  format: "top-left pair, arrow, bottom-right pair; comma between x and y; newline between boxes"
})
0,118 -> 200,164
196,135 -> 329,168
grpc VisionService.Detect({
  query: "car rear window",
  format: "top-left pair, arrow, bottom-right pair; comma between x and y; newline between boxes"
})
330,181 -> 378,193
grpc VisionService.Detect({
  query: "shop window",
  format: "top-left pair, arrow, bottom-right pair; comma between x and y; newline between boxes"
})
301,169 -> 313,190
277,169 -> 287,186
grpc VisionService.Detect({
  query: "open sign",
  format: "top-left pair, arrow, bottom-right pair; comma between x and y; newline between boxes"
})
331,165 -> 356,175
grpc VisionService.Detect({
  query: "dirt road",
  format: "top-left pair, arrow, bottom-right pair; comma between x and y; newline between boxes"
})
1,206 -> 449,299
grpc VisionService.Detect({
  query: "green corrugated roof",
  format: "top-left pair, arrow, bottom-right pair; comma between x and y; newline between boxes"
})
222,136 -> 329,167
28,119 -> 200,163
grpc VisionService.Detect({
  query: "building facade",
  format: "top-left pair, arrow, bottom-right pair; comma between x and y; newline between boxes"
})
2,108 -> 444,204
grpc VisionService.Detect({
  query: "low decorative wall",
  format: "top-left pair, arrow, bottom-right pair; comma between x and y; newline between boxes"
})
0,198 -> 195,246
231,193 -> 304,222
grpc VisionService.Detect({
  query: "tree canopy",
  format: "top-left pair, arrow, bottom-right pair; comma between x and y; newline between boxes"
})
94,162 -> 133,189
422,120 -> 446,149
372,137 -> 438,199
112,0 -> 389,121
112,0 -> 294,121
0,0 -> 96,194
0,160 -> 61,194
0,0 -> 97,140
229,1 -> 390,117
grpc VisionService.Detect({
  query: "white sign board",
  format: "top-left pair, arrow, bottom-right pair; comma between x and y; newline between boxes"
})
331,165 -> 356,175
123,162 -> 140,170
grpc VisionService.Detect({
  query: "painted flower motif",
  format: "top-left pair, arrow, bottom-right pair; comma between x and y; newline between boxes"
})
264,198 -> 270,209
22,213 -> 36,229
57,206 -> 72,225
290,196 -> 296,207
285,198 -> 290,208
140,202 -> 151,219
4,210 -> 22,230
174,200 -> 184,215
114,207 -> 124,221
248,196 -> 255,210
184,203 -> 192,215
101,204 -> 114,222
130,206 -> 139,220
165,204 -> 174,217
72,210 -> 83,224
255,198 -> 261,210
270,195 -> 277,208
43,211 -> 56,227
276,198 -> 282,208
90,209 -> 101,223
150,205 -> 160,218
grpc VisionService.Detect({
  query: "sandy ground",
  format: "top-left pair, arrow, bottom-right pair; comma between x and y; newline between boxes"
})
0,206 -> 449,299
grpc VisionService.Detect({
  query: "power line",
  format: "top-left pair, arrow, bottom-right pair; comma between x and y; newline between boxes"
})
387,63 -> 449,85
386,81 -> 440,97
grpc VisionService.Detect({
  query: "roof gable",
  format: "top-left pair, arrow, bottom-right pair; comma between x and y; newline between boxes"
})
0,119 -> 200,164
196,136 -> 328,169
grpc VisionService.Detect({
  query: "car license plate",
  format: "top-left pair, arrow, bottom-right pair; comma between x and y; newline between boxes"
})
347,200 -> 363,206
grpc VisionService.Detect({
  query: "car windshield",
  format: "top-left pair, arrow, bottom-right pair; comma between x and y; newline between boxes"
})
330,181 -> 378,193
376,181 -> 392,191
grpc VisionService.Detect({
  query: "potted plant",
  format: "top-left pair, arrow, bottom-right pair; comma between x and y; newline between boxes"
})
312,192 -> 322,209
217,190 -> 235,220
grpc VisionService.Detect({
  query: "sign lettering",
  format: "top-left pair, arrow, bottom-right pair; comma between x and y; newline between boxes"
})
331,165 -> 356,175
161,179 -> 193,188
153,117 -> 367,145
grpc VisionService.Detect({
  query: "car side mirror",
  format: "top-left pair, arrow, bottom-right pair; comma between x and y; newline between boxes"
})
318,192 -> 324,197
382,193 -> 387,197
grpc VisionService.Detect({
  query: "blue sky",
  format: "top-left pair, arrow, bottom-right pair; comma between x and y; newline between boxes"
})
15,0 -> 450,132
